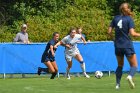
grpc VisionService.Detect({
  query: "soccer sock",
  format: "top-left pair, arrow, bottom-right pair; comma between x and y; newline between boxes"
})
129,67 -> 137,77
50,72 -> 57,79
41,68 -> 49,73
80,61 -> 86,73
115,66 -> 123,85
66,67 -> 70,75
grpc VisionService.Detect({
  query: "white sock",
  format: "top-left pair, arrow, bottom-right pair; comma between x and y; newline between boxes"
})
80,62 -> 86,73
127,75 -> 132,79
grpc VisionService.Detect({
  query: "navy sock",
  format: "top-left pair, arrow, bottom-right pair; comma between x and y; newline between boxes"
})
79,61 -> 84,64
50,72 -> 57,79
115,66 -> 123,85
129,67 -> 137,77
41,68 -> 49,73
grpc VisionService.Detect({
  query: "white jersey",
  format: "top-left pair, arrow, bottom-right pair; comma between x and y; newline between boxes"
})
61,34 -> 81,54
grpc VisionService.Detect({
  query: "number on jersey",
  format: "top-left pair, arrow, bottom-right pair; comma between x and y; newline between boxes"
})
117,19 -> 122,29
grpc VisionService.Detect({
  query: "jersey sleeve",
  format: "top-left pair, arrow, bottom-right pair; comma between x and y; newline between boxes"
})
110,17 -> 115,28
76,34 -> 82,38
49,40 -> 55,46
61,36 -> 67,44
128,17 -> 135,29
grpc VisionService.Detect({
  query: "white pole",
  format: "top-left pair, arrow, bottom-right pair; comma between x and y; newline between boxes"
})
57,71 -> 59,78
3,73 -> 6,79
108,71 -> 111,77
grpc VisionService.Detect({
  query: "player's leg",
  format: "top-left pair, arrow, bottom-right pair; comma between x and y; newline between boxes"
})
126,54 -> 138,89
43,61 -> 55,73
38,66 -> 49,74
66,60 -> 72,79
38,55 -> 50,75
50,61 -> 58,79
115,55 -> 124,89
75,54 -> 90,78
115,48 -> 124,89
127,54 -> 137,76
65,54 -> 72,79
44,61 -> 57,79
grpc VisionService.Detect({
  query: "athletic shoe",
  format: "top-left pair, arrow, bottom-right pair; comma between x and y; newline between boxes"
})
115,84 -> 120,89
83,73 -> 90,78
37,67 -> 42,75
66,74 -> 71,79
126,75 -> 135,89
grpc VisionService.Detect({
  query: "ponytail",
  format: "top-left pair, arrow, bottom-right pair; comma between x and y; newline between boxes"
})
119,3 -> 133,17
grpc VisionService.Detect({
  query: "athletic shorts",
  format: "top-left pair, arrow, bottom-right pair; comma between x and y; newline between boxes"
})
115,48 -> 135,57
65,49 -> 80,62
41,54 -> 55,63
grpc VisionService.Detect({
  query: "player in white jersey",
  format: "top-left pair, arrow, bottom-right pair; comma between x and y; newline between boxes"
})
54,28 -> 90,79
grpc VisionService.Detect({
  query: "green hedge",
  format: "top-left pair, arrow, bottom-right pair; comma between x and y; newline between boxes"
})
0,0 -> 140,42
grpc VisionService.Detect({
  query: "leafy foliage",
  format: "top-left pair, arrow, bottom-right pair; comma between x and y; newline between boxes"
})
0,0 -> 140,42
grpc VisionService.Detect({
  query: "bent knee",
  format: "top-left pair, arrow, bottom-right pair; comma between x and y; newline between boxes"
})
68,65 -> 72,69
51,69 -> 58,73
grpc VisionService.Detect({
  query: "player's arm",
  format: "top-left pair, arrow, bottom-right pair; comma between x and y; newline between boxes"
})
108,27 -> 114,41
55,41 -> 71,49
129,28 -> 140,37
54,41 -> 61,49
108,17 -> 115,41
50,45 -> 55,57
54,41 -> 67,48
81,35 -> 86,44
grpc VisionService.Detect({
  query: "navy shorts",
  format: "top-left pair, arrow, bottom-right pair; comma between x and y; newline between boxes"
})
41,54 -> 55,63
115,48 -> 135,57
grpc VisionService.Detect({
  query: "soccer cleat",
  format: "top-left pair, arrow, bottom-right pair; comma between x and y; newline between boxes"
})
66,73 -> 71,79
115,84 -> 120,89
126,75 -> 135,89
83,73 -> 90,78
37,67 -> 42,75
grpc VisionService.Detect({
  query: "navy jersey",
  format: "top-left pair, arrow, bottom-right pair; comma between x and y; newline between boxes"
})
110,15 -> 134,48
42,39 -> 58,57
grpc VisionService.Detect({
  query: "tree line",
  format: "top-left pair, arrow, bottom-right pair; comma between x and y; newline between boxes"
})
0,0 -> 140,42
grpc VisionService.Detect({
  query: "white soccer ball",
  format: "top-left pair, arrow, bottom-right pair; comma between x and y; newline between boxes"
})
95,71 -> 103,79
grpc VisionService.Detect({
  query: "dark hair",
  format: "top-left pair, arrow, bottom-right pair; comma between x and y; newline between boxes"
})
68,27 -> 76,35
53,32 -> 59,37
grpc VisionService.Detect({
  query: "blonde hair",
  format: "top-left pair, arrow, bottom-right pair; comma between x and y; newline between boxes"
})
119,3 -> 133,17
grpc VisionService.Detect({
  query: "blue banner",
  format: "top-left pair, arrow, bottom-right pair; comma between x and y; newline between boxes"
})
0,42 -> 140,74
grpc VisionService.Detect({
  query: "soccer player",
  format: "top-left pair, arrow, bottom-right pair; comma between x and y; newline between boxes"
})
37,32 -> 59,79
108,3 -> 140,89
54,28 -> 90,79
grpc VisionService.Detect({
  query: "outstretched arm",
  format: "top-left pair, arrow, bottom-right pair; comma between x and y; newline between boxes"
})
54,41 -> 71,49
81,36 -> 86,44
129,28 -> 140,37
54,41 -> 62,49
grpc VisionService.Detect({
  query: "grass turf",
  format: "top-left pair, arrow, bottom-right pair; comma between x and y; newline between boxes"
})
0,73 -> 139,93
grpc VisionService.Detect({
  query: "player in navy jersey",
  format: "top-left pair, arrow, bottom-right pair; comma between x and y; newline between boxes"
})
108,3 -> 140,89
37,32 -> 59,79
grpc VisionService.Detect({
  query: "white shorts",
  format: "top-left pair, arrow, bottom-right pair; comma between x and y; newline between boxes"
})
65,49 -> 80,62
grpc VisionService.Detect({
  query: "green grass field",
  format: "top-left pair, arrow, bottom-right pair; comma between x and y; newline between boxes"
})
0,73 -> 139,93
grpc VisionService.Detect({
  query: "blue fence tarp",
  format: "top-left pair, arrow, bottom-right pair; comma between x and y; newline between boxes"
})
0,42 -> 140,74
